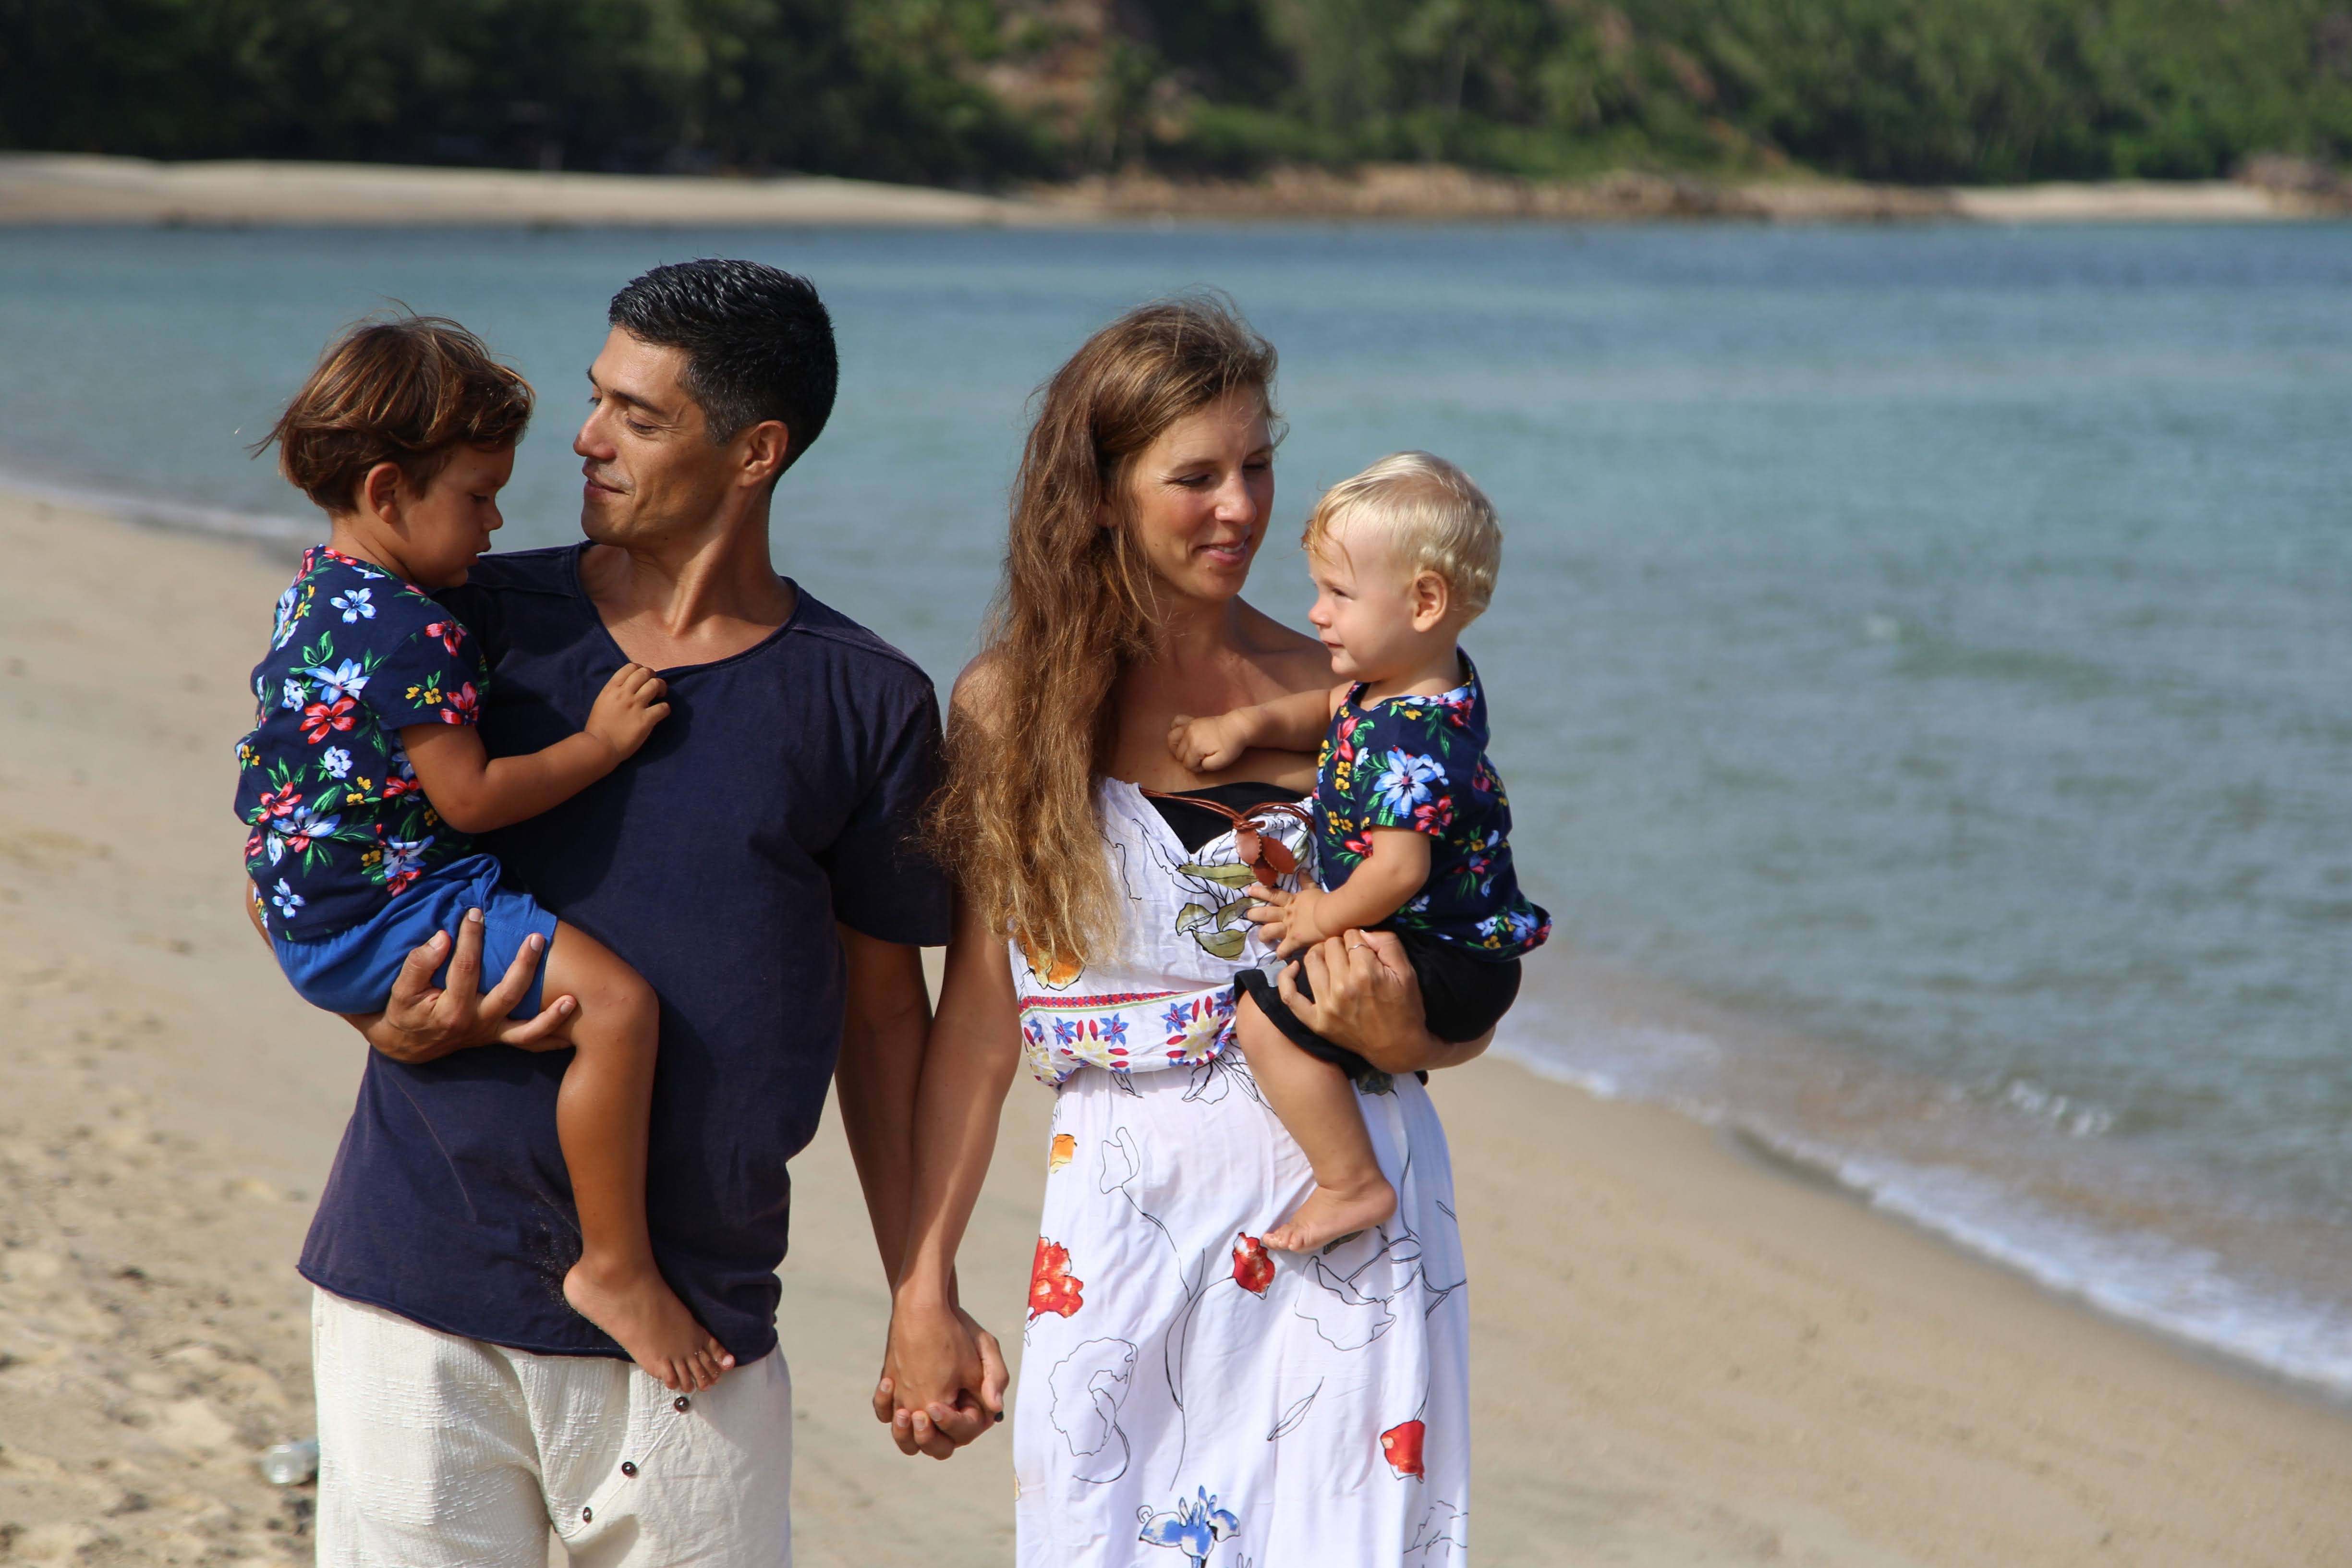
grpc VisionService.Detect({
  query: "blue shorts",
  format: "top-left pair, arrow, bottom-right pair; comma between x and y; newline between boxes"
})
272,853 -> 561,1018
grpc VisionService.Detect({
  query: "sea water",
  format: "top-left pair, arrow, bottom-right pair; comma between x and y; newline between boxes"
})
2,220 -> 2347,1393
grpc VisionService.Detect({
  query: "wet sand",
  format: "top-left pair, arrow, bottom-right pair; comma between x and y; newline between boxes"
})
2,489 -> 2349,1565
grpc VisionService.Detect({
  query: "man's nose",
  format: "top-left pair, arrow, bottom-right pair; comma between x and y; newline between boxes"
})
574,411 -> 613,459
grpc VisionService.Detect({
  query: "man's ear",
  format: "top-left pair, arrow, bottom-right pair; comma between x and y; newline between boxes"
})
1409,570 -> 1452,632
739,420 -> 791,487
360,461 -> 405,525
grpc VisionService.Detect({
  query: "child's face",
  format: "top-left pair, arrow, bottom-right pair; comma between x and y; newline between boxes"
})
1305,524 -> 1444,681
398,445 -> 515,588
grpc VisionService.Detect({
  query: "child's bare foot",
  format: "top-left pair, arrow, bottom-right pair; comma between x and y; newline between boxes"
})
564,1258 -> 735,1392
1265,1175 -> 1396,1253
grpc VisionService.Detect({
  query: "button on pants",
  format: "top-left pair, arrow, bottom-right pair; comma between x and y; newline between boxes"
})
312,1289 -> 792,1567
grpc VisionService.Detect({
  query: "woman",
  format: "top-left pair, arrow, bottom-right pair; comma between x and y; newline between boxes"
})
882,297 -> 1485,1565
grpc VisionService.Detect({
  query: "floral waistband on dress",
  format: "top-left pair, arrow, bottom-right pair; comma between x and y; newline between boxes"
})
1018,981 -> 1247,1087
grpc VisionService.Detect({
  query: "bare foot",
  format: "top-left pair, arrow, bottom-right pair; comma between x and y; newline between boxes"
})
1264,1175 -> 1396,1254
564,1259 -> 735,1392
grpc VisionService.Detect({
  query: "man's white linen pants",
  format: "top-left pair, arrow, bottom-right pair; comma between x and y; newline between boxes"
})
312,1289 -> 793,1566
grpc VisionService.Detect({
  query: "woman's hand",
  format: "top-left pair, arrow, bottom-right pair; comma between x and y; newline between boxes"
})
346,909 -> 577,1063
873,1290 -> 1007,1459
1273,930 -> 1491,1075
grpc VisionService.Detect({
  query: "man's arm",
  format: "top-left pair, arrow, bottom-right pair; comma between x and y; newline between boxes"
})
833,924 -> 933,1288
874,889 -> 1024,1458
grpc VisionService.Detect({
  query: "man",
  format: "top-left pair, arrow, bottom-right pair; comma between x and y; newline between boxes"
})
293,260 -> 1002,1564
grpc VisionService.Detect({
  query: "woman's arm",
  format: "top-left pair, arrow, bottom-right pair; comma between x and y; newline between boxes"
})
873,888 -> 1025,1457
1273,931 -> 1494,1074
399,664 -> 667,835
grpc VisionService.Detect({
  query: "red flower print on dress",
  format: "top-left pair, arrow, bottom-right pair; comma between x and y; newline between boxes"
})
1381,1419 -> 1426,1479
423,620 -> 467,655
256,784 -> 303,820
440,682 -> 481,725
1029,1237 -> 1084,1320
300,697 -> 358,744
1231,1234 -> 1274,1296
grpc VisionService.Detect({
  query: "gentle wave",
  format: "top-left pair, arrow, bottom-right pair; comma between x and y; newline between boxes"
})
1495,972 -> 2352,1402
0,464 -> 312,547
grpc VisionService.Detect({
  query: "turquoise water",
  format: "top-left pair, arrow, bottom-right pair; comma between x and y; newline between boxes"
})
3,221 -> 2348,1389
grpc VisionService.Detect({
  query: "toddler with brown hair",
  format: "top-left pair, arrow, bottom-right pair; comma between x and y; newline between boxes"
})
234,314 -> 730,1391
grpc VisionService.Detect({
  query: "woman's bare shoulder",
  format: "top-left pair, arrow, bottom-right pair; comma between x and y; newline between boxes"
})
949,650 -> 1018,733
1234,601 -> 1331,695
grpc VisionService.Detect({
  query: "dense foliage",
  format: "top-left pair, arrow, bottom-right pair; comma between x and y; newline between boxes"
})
3,0 -> 2347,184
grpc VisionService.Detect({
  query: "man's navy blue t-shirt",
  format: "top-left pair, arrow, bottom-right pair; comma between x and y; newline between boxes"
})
297,545 -> 951,1362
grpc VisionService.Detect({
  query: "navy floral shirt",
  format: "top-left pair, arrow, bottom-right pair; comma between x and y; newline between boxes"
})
234,547 -> 487,940
1312,653 -> 1551,958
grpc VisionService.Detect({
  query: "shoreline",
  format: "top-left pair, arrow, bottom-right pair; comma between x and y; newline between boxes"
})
3,152 -> 2345,229
3,486 -> 2350,1563
9,465 -> 2351,1410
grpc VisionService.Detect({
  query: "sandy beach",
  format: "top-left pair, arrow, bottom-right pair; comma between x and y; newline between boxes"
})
3,488 -> 2351,1566
2,153 -> 2341,230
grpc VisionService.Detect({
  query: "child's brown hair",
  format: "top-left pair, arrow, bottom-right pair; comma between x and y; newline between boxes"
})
260,313 -> 533,511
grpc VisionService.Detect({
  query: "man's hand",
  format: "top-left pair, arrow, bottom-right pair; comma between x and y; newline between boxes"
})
873,1294 -> 1008,1459
348,908 -> 577,1064
1167,709 -> 1258,774
583,663 -> 670,762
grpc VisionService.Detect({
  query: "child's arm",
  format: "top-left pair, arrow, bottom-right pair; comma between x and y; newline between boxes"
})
1249,827 -> 1430,957
1168,684 -> 1341,774
401,664 -> 669,835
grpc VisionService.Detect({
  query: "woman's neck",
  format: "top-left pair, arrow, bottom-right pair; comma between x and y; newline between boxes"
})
1143,588 -> 1251,666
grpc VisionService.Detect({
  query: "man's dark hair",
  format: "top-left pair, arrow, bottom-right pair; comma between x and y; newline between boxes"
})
608,259 -> 837,470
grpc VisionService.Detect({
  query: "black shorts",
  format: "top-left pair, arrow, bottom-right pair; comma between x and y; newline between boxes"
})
1234,927 -> 1520,1084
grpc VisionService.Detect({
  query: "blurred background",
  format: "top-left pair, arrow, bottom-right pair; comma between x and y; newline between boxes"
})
3,0 -> 2352,188
0,6 -> 2348,1558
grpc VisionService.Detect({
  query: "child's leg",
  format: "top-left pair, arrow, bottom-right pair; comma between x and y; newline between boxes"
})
539,922 -> 732,1392
1234,993 -> 1396,1252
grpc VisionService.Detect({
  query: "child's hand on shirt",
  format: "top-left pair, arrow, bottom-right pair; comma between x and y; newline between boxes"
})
1245,882 -> 1337,959
1167,709 -> 1256,774
585,663 -> 672,761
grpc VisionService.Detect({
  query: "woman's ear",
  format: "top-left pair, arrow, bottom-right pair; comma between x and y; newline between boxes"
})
1409,571 -> 1452,632
360,461 -> 405,526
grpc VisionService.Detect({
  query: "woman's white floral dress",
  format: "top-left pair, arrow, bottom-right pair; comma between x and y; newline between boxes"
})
1010,779 -> 1471,1567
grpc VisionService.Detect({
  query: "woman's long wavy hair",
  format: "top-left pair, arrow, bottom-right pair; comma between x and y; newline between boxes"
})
930,295 -> 1278,968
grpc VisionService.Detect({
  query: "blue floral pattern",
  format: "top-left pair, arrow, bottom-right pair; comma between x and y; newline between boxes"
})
232,547 -> 489,940
1313,653 -> 1550,958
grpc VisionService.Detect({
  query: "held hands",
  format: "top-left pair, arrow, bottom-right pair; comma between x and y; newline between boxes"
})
873,1292 -> 1007,1459
1242,881 -> 1338,959
1166,708 -> 1257,774
585,663 -> 671,762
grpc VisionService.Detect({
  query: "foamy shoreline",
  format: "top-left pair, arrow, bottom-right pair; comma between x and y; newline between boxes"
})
2,153 -> 2340,229
25,456 -> 2344,1407
4,480 -> 2350,1565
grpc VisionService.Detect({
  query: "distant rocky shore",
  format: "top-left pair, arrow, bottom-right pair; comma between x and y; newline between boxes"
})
1042,157 -> 2352,224
2,152 -> 2346,228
